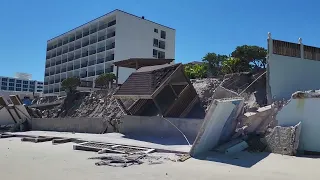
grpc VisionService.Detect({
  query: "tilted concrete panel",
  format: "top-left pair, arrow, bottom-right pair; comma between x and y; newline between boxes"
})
189,98 -> 244,157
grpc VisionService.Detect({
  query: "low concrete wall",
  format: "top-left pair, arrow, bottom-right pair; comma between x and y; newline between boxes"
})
277,97 -> 320,152
30,117 -> 110,134
119,115 -> 203,141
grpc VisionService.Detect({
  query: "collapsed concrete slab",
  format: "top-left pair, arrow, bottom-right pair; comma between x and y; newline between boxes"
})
263,122 -> 301,155
0,95 -> 32,126
189,98 -> 244,157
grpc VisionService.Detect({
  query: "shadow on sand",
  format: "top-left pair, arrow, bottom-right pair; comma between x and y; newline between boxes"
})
123,134 -> 194,145
122,134 -> 269,168
195,151 -> 271,168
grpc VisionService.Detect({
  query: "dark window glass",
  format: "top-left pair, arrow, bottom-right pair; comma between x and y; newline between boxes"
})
153,39 -> 159,47
153,49 -> 158,58
161,30 -> 166,39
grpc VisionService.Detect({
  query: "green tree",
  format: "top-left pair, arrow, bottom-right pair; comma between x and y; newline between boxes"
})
184,64 -> 207,79
231,45 -> 267,70
202,53 -> 228,76
95,73 -> 116,89
221,57 -> 249,74
61,77 -> 80,93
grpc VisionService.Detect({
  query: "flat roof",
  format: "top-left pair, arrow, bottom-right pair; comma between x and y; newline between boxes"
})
113,58 -> 174,69
48,9 -> 175,42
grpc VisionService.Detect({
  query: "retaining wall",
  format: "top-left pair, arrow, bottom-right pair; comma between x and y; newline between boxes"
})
30,117 -> 110,134
118,115 -> 203,141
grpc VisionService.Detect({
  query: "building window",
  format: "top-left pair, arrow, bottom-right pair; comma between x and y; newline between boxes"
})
154,28 -> 158,33
8,87 -> 14,91
16,84 -> 21,87
2,78 -> 8,82
37,90 -> 42,92
153,39 -> 159,47
9,79 -> 15,82
29,89 -> 34,92
23,81 -> 28,84
161,30 -> 166,39
16,88 -> 21,91
23,85 -> 28,88
1,86 -> 7,90
37,86 -> 43,89
153,49 -> 158,58
1,82 -> 7,86
30,81 -> 35,85
158,51 -> 165,59
9,83 -> 14,86
23,89 -> 28,92
159,40 -> 165,49
16,80 -> 22,83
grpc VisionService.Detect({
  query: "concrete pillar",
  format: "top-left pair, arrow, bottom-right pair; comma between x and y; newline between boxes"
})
267,32 -> 273,56
299,38 -> 304,59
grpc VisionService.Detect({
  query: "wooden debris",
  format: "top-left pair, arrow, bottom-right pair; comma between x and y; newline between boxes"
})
178,154 -> 191,162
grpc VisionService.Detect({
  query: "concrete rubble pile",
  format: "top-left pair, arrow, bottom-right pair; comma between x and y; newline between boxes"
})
189,70 -> 305,157
89,153 -> 182,167
40,89 -> 124,123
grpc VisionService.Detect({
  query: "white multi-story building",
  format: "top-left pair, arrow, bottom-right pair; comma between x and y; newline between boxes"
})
0,75 -> 43,93
44,9 -> 176,94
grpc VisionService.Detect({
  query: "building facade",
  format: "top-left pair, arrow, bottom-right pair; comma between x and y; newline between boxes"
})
44,9 -> 176,94
0,76 -> 43,93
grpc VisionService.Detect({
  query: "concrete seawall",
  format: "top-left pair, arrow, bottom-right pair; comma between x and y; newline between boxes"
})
30,116 -> 203,140
30,117 -> 109,134
119,115 -> 203,141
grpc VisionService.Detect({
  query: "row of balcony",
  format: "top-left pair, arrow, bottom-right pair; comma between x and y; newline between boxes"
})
44,68 -> 113,86
45,43 -> 115,68
46,32 -> 115,59
47,20 -> 116,51
45,55 -> 115,76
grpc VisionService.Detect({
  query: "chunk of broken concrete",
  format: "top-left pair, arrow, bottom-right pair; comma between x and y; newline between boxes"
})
237,105 -> 273,135
263,122 -> 301,156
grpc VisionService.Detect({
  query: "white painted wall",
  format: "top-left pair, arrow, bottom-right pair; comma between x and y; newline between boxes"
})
277,98 -> 320,152
114,11 -> 176,83
268,54 -> 320,101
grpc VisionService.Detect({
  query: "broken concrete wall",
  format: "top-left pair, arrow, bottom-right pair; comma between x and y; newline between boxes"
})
276,95 -> 320,152
119,115 -> 203,142
267,54 -> 320,102
264,122 -> 301,155
189,98 -> 244,157
0,107 -> 15,125
30,117 -> 113,134
211,86 -> 239,100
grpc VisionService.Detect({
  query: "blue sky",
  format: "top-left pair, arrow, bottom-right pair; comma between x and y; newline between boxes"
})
1,0 -> 320,81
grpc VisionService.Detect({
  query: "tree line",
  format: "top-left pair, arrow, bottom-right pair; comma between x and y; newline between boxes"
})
184,45 -> 267,79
